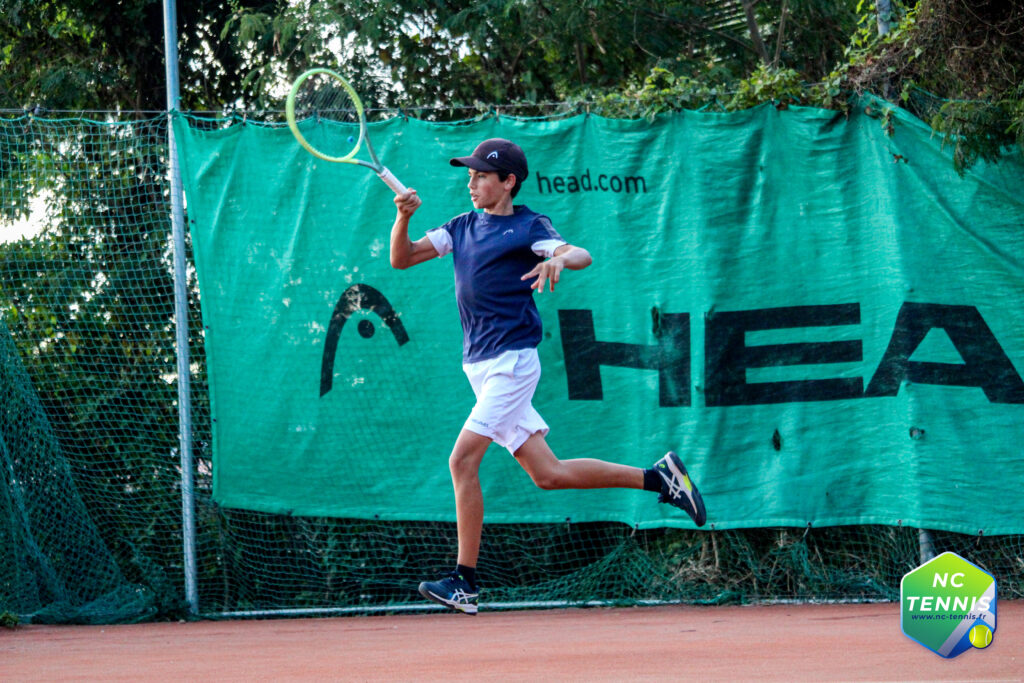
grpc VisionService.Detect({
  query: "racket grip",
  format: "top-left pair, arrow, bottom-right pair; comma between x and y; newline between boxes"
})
377,167 -> 408,195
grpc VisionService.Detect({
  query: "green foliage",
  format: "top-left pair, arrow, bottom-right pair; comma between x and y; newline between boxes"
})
3,0 -> 1021,173
726,64 -> 805,110
0,611 -> 19,628
215,0 -> 1024,174
930,97 -> 1022,174
0,0 -> 265,111
836,0 -> 1024,173
583,63 -> 805,119
220,0 -> 856,117
585,68 -> 718,119
583,1 -> 1022,173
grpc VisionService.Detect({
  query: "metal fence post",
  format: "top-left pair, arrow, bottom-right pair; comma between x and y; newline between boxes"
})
162,0 -> 199,617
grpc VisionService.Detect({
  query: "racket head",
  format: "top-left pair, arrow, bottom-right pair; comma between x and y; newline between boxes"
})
286,68 -> 366,163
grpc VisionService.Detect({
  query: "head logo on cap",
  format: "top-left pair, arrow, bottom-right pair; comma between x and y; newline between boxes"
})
449,138 -> 529,182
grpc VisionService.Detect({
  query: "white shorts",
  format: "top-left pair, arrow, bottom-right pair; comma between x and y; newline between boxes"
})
462,348 -> 549,454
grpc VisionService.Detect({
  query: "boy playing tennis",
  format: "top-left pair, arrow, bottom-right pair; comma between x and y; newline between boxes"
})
390,138 -> 706,614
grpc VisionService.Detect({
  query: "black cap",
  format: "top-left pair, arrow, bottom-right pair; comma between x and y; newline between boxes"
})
449,138 -> 528,182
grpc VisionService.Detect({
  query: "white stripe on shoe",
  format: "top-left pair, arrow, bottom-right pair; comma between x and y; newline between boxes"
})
426,588 -> 478,614
658,455 -> 694,501
655,451 -> 706,526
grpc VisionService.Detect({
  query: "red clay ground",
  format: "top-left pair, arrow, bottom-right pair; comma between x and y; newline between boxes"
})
3,602 -> 1021,681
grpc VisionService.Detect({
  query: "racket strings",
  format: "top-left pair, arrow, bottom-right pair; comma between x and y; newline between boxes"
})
294,76 -> 361,124
291,72 -> 363,159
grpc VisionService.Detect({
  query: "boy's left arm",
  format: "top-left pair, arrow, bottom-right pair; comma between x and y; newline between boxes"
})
522,244 -> 592,294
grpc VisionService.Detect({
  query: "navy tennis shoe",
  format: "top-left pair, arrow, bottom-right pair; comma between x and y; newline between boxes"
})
418,571 -> 479,614
653,451 -> 707,526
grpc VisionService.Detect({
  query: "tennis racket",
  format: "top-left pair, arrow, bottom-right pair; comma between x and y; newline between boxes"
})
285,68 -> 408,195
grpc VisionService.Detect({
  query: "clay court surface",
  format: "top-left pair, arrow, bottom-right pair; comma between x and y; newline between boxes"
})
3,602 -> 1021,681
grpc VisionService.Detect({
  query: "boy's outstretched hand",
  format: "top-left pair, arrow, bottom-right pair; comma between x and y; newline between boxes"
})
522,245 -> 592,293
522,257 -> 565,293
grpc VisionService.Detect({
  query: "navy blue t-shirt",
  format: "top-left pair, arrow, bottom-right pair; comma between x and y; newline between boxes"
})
426,206 -> 565,363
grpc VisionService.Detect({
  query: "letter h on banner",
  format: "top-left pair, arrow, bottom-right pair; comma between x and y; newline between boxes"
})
558,309 -> 690,407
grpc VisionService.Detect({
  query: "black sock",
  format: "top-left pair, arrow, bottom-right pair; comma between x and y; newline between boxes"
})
642,468 -> 663,493
456,564 -> 477,590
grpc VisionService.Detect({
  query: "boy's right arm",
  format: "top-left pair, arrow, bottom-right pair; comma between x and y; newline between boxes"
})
390,189 -> 438,269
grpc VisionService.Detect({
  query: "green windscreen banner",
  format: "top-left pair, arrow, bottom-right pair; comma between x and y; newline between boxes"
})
174,98 -> 1024,534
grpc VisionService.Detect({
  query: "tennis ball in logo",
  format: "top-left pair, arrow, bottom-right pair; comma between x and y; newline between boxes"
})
969,624 -> 993,649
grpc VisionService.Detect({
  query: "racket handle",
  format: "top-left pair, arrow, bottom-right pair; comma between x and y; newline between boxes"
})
377,167 -> 408,195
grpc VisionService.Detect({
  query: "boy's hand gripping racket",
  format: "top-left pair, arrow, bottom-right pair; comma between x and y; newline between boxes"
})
285,68 -> 408,195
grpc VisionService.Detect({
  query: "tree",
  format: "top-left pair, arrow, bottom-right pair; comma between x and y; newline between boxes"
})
222,0 -> 862,116
843,0 -> 1024,172
4,0 -> 1020,172
0,0 -> 270,111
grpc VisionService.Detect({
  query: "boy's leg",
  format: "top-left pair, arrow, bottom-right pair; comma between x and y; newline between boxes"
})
418,428 -> 490,614
448,428 -> 492,567
513,431 -> 707,526
513,431 -> 644,490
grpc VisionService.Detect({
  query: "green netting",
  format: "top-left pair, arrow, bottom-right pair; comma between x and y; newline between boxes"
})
0,110 -> 1021,625
0,318 -> 156,623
